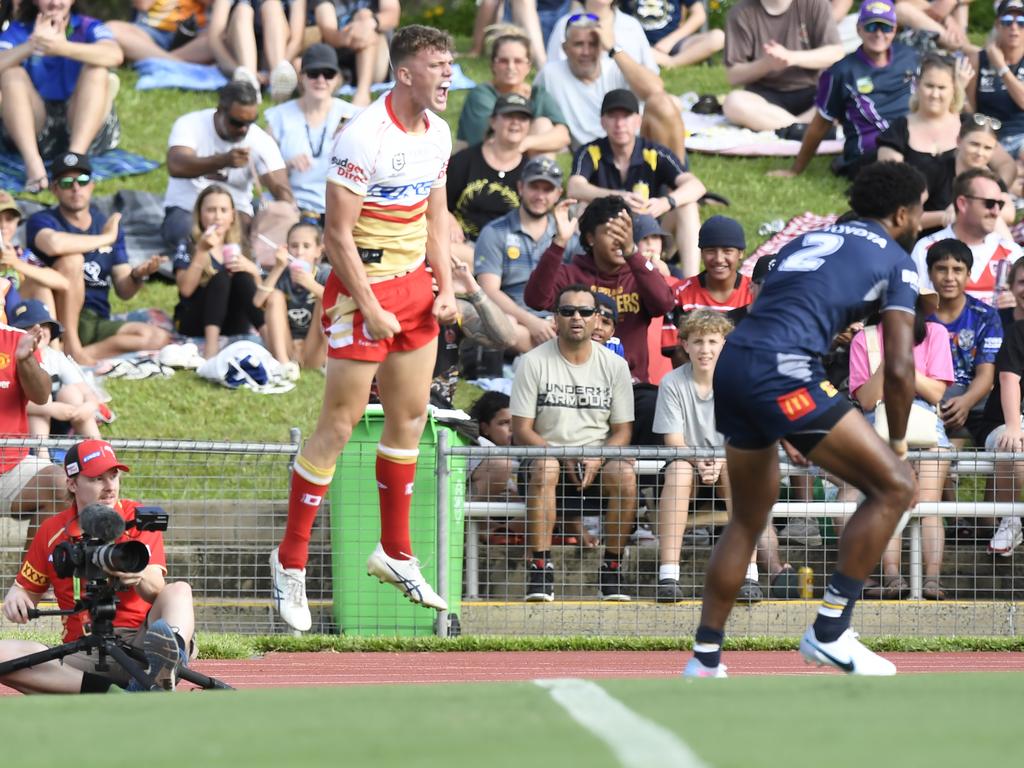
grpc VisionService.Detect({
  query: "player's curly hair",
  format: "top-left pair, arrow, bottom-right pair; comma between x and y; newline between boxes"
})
578,195 -> 632,253
390,25 -> 453,67
847,162 -> 927,220
678,310 -> 734,341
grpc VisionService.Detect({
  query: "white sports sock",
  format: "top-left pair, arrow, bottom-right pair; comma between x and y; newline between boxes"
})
745,563 -> 758,582
659,564 -> 680,582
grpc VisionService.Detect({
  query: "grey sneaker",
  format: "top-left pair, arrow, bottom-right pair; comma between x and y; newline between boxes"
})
738,579 -> 764,604
779,518 -> 823,547
656,578 -> 686,603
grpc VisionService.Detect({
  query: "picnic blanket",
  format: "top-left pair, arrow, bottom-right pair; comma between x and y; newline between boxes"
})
136,58 -> 476,95
0,149 -> 158,192
684,109 -> 845,157
742,212 -> 840,276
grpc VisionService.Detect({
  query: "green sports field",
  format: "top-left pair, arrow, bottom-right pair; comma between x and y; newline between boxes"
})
2,672 -> 1018,767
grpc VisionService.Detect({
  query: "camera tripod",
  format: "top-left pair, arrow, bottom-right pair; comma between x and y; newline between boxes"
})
0,587 -> 233,692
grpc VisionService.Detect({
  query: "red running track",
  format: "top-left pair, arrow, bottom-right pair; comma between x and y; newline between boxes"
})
3,651 -> 1022,693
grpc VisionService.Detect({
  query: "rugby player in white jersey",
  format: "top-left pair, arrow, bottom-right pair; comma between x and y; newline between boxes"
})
269,25 -> 458,631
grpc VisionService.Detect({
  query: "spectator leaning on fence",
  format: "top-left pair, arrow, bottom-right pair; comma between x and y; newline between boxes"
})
524,194 -> 676,384
26,153 -> 169,366
511,283 -> 637,602
911,168 -> 1023,306
567,88 -> 706,278
0,439 -> 195,694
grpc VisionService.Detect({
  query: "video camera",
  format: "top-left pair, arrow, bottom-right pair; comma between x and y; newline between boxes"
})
52,504 -> 168,582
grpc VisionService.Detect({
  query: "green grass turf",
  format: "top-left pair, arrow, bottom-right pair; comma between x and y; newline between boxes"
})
0,673 -> 1018,767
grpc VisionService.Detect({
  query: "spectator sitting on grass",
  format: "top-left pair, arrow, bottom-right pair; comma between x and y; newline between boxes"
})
721,0 -> 843,134
911,168 -> 1023,307
172,183 -> 267,357
0,0 -> 123,193
455,26 -> 571,153
9,299 -> 103,441
769,0 -> 918,179
0,191 -> 69,317
618,0 -> 725,69
107,0 -> 213,65
26,153 -> 169,366
524,194 -> 676,384
448,94 -> 531,267
253,221 -> 328,375
535,12 -> 686,162
511,284 -> 637,602
567,88 -> 706,277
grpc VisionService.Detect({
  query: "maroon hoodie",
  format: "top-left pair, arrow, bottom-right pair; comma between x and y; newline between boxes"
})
524,243 -> 674,382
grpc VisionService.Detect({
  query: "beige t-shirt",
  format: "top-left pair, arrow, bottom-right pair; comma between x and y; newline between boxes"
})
724,0 -> 840,93
510,340 -> 634,446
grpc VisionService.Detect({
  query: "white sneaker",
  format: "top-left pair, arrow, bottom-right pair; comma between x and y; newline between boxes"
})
366,543 -> 448,611
682,657 -> 728,678
269,547 -> 312,631
282,361 -> 301,382
988,516 -> 1023,556
269,60 -> 297,102
799,627 -> 896,676
232,66 -> 263,103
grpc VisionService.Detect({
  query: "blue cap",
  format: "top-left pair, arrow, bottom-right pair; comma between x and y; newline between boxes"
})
698,215 -> 746,250
594,292 -> 618,323
9,299 -> 63,338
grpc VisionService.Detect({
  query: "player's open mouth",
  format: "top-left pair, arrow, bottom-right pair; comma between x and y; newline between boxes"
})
437,81 -> 451,99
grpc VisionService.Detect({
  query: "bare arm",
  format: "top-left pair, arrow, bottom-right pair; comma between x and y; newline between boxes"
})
566,174 -> 619,203
425,185 -> 454,300
0,42 -> 35,73
604,420 -> 633,448
783,112 -> 835,176
52,38 -> 123,68
512,415 -> 548,447
0,249 -> 70,291
519,123 -> 571,155
784,44 -> 844,70
726,56 -> 781,87
166,145 -> 231,179
610,49 -> 664,101
15,327 -> 50,405
33,225 -> 118,259
260,168 -> 296,204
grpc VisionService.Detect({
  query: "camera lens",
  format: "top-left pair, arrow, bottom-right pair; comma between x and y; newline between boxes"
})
90,541 -> 150,573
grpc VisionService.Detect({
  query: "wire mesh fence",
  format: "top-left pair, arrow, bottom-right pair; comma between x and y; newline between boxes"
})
1,436 -> 1022,638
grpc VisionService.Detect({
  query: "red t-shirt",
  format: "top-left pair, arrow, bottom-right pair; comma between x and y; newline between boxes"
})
16,500 -> 168,642
672,272 -> 754,313
0,326 -> 40,473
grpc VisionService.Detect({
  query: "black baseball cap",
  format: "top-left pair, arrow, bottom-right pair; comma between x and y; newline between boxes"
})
601,89 -> 640,116
301,43 -> 340,75
492,93 -> 533,117
520,156 -> 564,186
51,152 -> 92,178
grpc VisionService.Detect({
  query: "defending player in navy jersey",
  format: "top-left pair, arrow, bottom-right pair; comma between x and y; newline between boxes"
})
684,162 -> 927,678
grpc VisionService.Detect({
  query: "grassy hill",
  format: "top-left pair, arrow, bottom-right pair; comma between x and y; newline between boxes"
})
46,44 -> 851,442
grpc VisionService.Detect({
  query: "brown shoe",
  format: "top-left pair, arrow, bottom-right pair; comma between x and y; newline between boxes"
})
922,578 -> 946,601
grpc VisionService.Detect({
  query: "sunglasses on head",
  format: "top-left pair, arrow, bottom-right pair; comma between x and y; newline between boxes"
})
970,112 -> 1002,131
862,21 -> 895,33
566,12 -> 599,26
56,173 -> 91,189
965,194 -> 1005,210
557,305 -> 596,318
226,114 -> 255,129
999,14 -> 1024,26
304,69 -> 336,80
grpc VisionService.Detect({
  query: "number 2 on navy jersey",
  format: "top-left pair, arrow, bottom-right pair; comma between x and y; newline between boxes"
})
778,233 -> 844,272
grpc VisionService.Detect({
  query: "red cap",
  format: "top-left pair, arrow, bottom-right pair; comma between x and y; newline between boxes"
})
64,440 -> 130,478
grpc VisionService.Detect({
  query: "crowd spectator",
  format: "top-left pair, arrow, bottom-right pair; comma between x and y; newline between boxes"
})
653,311 -> 773,603
264,44 -> 359,227
254,221 -> 328,374
998,258 -> 1024,330
846,294 -> 954,599
722,0 -> 843,133
671,215 -> 753,316
524,194 -> 676,383
535,12 -> 686,162
162,81 -> 294,253
618,0 -> 725,69
893,0 -> 969,50
311,0 -> 400,108
26,153 -> 168,365
172,183 -> 267,356
546,0 -> 660,69
955,117 -> 1018,227
974,315 -> 1024,556
9,299 -> 103,441
967,0 -> 1024,158
108,0 -> 213,64
448,94 -> 531,266
911,168 -> 1022,305
0,0 -> 123,193
511,284 -> 637,602
456,26 -> 570,154
875,53 -> 965,233
0,191 -> 69,313
771,1 -> 917,179
567,89 -> 705,277
925,238 -> 1002,441
474,156 -> 564,354
0,321 -> 65,548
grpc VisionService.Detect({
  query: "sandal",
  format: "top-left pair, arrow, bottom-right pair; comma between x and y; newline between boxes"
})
863,575 -> 908,599
922,578 -> 946,601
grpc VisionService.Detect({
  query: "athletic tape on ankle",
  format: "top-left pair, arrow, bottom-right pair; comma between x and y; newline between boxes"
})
294,454 -> 335,485
377,444 -> 419,464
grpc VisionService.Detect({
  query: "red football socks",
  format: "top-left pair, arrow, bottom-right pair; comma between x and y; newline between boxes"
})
377,444 -> 418,560
278,454 -> 334,570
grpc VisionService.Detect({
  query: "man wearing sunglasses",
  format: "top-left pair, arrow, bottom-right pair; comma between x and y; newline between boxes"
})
25,153 -> 169,366
162,80 -> 294,253
911,167 -> 1022,305
511,284 -> 637,602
